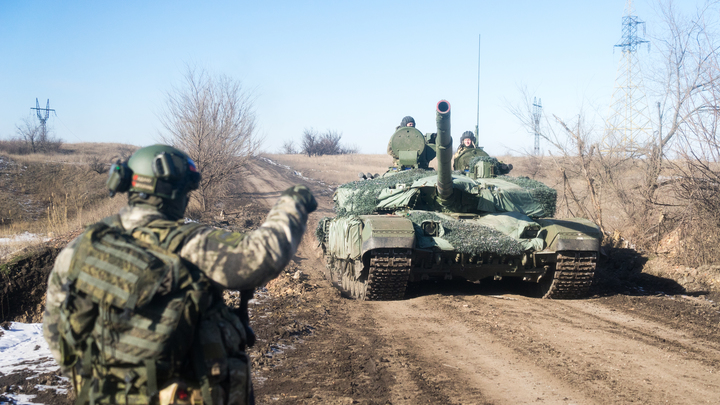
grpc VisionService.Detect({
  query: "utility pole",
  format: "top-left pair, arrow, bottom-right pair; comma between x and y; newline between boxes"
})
532,97 -> 542,155
30,98 -> 55,141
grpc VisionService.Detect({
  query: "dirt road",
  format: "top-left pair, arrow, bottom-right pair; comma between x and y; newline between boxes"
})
2,156 -> 717,404
246,157 -> 720,405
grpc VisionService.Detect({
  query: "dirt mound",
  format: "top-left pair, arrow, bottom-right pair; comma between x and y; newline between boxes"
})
0,229 -> 83,323
0,247 -> 61,323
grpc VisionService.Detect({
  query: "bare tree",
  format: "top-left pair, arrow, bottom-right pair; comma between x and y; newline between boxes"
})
507,1 -> 720,258
301,128 -> 355,156
643,0 -> 720,206
159,67 -> 261,212
509,89 -> 613,234
301,128 -> 318,157
16,117 -> 40,153
281,139 -> 297,154
13,117 -> 62,154
647,0 -> 720,263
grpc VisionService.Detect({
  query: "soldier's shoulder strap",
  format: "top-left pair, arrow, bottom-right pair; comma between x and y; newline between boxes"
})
141,219 -> 205,253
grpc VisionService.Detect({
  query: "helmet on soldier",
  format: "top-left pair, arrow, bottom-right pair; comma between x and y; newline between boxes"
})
460,131 -> 476,147
400,116 -> 416,128
106,144 -> 201,219
460,131 -> 476,143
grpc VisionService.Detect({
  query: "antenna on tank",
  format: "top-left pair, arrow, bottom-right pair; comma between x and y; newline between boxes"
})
475,34 -> 481,139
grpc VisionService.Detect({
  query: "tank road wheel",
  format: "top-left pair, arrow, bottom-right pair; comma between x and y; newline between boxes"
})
365,249 -> 412,301
536,251 -> 597,299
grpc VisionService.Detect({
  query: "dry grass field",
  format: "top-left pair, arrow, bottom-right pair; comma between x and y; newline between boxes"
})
0,142 -> 136,259
0,144 -> 714,270
263,153 -> 395,185
264,152 -> 543,185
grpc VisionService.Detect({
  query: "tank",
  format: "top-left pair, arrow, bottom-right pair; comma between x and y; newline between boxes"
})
317,100 -> 601,300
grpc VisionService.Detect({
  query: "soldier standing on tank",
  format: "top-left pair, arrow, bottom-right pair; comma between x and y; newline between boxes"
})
43,144 -> 316,405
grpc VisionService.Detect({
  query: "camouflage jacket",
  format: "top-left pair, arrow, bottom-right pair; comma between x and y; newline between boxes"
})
454,142 -> 476,158
43,193 -> 310,372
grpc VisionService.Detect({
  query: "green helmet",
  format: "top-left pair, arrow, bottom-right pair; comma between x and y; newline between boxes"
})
107,144 -> 201,200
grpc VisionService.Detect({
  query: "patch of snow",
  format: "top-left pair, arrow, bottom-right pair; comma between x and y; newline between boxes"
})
0,323 -> 67,405
0,232 -> 51,246
4,394 -> 38,405
0,323 -> 58,376
259,157 -> 335,191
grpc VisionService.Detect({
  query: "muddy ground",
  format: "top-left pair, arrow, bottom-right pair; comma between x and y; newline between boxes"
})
1,157 -> 719,404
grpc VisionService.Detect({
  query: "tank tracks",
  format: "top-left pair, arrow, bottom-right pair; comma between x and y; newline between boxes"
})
541,251 -> 597,299
365,249 -> 412,301
328,249 -> 412,301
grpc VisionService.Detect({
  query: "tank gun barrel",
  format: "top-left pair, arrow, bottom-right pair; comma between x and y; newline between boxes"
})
435,100 -> 453,200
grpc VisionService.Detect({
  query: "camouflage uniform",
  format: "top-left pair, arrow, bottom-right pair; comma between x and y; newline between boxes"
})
43,193 -> 310,401
453,144 -> 474,157
453,132 -> 477,160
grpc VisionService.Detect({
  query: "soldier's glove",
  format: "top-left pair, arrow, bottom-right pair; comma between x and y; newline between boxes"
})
282,185 -> 317,213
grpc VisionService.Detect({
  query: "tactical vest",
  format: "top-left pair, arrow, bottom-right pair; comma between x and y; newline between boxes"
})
58,215 -> 252,405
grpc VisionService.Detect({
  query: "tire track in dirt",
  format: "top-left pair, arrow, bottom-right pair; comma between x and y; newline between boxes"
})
371,293 -> 719,404
244,158 -> 455,404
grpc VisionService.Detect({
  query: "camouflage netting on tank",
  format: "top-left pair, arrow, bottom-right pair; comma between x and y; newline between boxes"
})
468,156 -> 500,166
498,175 -> 557,217
468,156 -> 513,176
406,212 -> 525,256
334,169 -> 435,216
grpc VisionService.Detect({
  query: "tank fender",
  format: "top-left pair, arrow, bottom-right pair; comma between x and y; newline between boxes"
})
537,218 -> 602,252
360,215 -> 415,257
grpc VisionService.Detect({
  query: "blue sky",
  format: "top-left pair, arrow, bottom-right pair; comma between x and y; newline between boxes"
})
0,0 -> 674,154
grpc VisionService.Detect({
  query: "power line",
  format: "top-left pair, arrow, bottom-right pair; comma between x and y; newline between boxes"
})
53,113 -> 84,143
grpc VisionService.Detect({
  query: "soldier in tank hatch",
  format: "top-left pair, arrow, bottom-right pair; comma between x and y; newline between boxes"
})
455,131 -> 476,155
43,144 -> 316,405
389,116 -> 419,156
399,115 -> 416,129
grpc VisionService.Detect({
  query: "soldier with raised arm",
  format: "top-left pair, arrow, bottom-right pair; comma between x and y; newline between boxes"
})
43,144 -> 316,405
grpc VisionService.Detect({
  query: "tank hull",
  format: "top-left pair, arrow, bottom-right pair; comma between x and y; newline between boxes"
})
319,213 -> 600,300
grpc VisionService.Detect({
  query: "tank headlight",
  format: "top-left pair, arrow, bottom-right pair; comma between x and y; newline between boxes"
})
422,221 -> 439,236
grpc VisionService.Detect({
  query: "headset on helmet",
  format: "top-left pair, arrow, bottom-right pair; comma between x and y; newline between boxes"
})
106,144 -> 201,199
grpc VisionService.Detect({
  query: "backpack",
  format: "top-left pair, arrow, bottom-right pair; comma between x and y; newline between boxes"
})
58,215 -> 252,405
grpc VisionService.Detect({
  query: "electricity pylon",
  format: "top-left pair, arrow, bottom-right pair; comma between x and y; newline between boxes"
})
30,98 -> 55,140
604,0 -> 653,155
